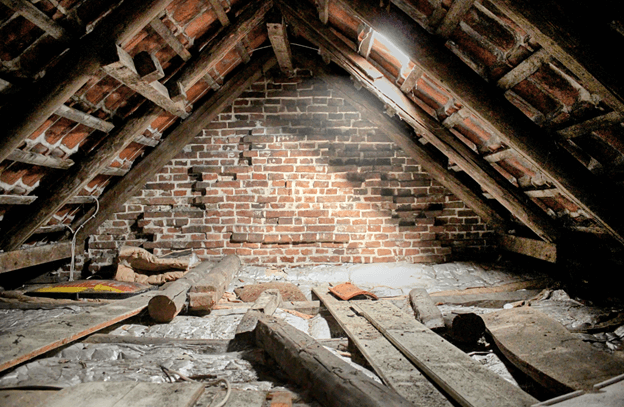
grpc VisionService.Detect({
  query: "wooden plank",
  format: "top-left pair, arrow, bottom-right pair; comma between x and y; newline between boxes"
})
0,389 -> 58,407
0,0 -> 174,164
305,54 -> 508,230
483,307 -> 624,394
497,48 -> 551,90
331,0 -> 624,246
149,17 -> 192,61
0,242 -> 72,274
313,287 -> 453,407
0,195 -> 36,205
0,0 -> 71,41
409,288 -> 445,330
74,55 -> 277,242
46,382 -> 204,407
354,301 -> 538,407
168,0 -> 272,99
499,234 -> 557,263
55,105 -> 114,132
102,45 -> 188,118
208,0 -> 230,26
283,11 -> 560,240
267,22 -> 294,75
0,289 -> 158,372
557,111 -> 624,139
430,289 -> 543,308
428,278 -> 553,298
254,312 -> 413,407
7,149 -> 74,169
435,0 -> 476,38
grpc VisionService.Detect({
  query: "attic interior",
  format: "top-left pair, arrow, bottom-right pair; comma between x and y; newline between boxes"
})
1,0 -> 624,405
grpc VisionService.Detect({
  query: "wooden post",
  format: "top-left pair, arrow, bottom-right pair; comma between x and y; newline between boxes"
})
409,288 -> 445,330
147,261 -> 215,323
188,254 -> 242,312
73,55 -> 277,242
0,0 -> 174,164
254,313 -> 414,407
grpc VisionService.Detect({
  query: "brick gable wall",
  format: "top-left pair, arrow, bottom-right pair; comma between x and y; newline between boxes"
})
87,71 -> 494,272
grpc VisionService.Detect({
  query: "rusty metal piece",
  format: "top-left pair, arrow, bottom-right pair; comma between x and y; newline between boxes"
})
329,282 -> 378,301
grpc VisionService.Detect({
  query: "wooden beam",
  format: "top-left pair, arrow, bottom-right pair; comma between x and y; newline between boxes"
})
354,301 -> 538,407
305,55 -> 508,230
557,111 -> 624,139
208,0 -> 230,26
326,0 -> 624,246
282,6 -> 559,241
74,55 -> 278,242
0,103 -> 161,251
55,104 -> 114,132
102,45 -> 187,118
0,0 -> 71,41
497,48 -> 551,91
267,21 -> 294,75
0,242 -> 71,274
498,234 -> 557,263
0,289 -> 158,373
0,0 -> 174,164
149,17 -> 192,61
168,0 -> 272,100
489,0 -> 624,114
435,0 -> 476,38
7,150 -> 74,169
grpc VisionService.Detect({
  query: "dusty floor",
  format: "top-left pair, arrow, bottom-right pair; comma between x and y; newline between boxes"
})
1,260 -> 623,405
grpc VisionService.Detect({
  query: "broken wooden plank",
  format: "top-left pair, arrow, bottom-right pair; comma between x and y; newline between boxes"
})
188,255 -> 242,312
7,149 -> 74,169
313,288 -> 453,407
74,55 -> 277,242
483,307 -> 624,394
0,0 -> 173,164
267,21 -> 294,75
354,301 -> 538,407
55,104 -> 114,132
409,288 -> 445,330
46,382 -> 204,407
435,0 -> 476,38
102,45 -> 187,118
208,0 -> 230,26
499,234 -> 557,263
254,312 -> 413,407
147,260 -> 215,322
0,0 -> 71,41
149,17 -> 192,61
497,48 -> 551,90
0,242 -> 72,274
0,289 -> 158,372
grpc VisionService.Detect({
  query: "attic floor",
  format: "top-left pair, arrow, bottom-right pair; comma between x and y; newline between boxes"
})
1,260 -> 623,406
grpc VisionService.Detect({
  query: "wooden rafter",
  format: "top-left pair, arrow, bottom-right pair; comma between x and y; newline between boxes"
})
305,54 -> 508,230
167,0 -> 273,101
277,0 -> 560,242
329,0 -> 624,245
74,55 -> 278,242
0,0 -> 72,42
0,0 -> 174,164
267,20 -> 294,75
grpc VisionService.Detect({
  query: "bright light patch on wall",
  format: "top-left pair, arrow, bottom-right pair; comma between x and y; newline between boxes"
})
374,31 -> 411,70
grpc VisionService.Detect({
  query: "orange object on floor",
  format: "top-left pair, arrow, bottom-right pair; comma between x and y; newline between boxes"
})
329,282 -> 378,300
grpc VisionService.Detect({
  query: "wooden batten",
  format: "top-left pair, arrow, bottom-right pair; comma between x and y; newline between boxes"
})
435,0 -> 476,38
7,150 -> 74,169
282,3 -> 559,241
267,21 -> 294,75
317,0 -> 329,24
102,45 -> 187,118
557,111 -> 624,139
236,42 -> 251,64
399,65 -> 423,93
149,17 -> 192,61
208,0 -> 230,26
0,242 -> 72,274
55,105 -> 115,133
0,0 -> 72,42
498,234 -> 557,263
497,48 -> 551,91
0,0 -> 174,164
74,55 -> 278,241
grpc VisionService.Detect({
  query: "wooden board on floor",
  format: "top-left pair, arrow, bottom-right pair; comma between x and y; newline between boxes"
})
430,289 -> 543,308
0,389 -> 58,407
354,301 -> 538,407
483,307 -> 624,394
45,381 -> 204,407
312,287 -> 452,407
0,290 -> 157,373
